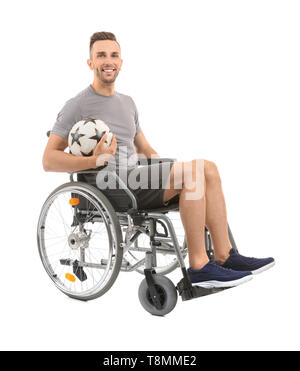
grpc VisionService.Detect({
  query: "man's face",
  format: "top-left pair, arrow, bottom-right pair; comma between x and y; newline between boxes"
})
88,40 -> 123,84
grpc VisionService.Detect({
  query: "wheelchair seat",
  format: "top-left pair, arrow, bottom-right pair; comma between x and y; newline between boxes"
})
138,200 -> 179,214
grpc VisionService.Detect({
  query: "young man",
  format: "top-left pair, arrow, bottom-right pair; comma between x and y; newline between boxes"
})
43,32 -> 275,289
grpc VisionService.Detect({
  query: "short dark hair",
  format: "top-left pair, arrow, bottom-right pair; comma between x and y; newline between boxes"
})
89,32 -> 120,57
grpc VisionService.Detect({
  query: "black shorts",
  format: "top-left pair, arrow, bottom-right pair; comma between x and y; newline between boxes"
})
126,161 -> 180,210
78,162 -> 180,211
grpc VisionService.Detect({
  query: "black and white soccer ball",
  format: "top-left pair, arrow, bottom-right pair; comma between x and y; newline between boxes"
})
68,119 -> 113,156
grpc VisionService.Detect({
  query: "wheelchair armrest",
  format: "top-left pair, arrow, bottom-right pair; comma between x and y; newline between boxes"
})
69,166 -> 107,181
137,157 -> 177,166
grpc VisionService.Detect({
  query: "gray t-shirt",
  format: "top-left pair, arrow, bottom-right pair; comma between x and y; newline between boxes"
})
51,85 -> 142,170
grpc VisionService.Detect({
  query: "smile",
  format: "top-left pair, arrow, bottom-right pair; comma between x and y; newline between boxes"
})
102,68 -> 116,73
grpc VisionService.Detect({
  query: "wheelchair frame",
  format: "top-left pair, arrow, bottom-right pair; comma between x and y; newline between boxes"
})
68,161 -> 238,310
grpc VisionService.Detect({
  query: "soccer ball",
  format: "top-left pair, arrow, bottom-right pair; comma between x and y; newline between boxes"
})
68,119 -> 113,156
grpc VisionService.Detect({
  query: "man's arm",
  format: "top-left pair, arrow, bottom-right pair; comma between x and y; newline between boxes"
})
134,131 -> 160,159
42,133 -> 116,172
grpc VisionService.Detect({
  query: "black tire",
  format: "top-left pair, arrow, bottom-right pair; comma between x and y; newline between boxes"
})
138,275 -> 178,316
37,181 -> 123,301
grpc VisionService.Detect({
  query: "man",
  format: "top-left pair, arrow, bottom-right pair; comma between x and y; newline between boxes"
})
43,31 -> 275,289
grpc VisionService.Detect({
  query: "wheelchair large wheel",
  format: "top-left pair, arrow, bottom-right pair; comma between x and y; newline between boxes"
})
138,275 -> 178,316
37,182 -> 123,301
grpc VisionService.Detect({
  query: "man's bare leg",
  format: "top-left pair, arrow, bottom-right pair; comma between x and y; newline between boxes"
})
163,160 -> 207,270
163,159 -> 231,269
204,161 -> 231,263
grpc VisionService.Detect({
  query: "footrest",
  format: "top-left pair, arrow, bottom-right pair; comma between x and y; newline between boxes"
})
176,278 -> 228,301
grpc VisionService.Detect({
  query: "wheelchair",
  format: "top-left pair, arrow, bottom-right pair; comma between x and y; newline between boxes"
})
38,137 -> 238,316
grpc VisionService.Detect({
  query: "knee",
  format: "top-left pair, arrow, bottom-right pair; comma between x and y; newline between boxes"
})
190,159 -> 218,174
183,159 -> 220,185
203,160 -> 220,183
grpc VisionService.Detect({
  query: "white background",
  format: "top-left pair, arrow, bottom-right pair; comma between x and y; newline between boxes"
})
1,0 -> 299,351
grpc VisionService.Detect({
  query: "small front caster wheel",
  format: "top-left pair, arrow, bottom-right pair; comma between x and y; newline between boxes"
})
138,275 -> 178,316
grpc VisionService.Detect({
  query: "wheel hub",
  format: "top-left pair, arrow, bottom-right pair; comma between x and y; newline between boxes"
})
147,285 -> 166,307
68,232 -> 89,250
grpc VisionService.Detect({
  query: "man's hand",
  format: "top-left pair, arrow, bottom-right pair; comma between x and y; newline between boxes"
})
91,133 -> 117,168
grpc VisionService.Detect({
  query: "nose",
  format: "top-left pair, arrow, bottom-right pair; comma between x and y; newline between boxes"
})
102,55 -> 115,65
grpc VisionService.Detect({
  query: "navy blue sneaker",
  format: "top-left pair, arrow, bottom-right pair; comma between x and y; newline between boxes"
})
221,248 -> 275,275
188,261 -> 252,289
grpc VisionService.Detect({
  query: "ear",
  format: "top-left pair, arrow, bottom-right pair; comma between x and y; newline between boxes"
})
87,59 -> 94,71
119,58 -> 123,70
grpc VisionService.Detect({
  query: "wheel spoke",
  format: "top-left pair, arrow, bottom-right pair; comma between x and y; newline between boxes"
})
38,184 -> 122,300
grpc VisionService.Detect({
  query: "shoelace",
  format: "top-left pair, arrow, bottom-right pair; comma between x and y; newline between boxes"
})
210,260 -> 234,272
231,249 -> 257,262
